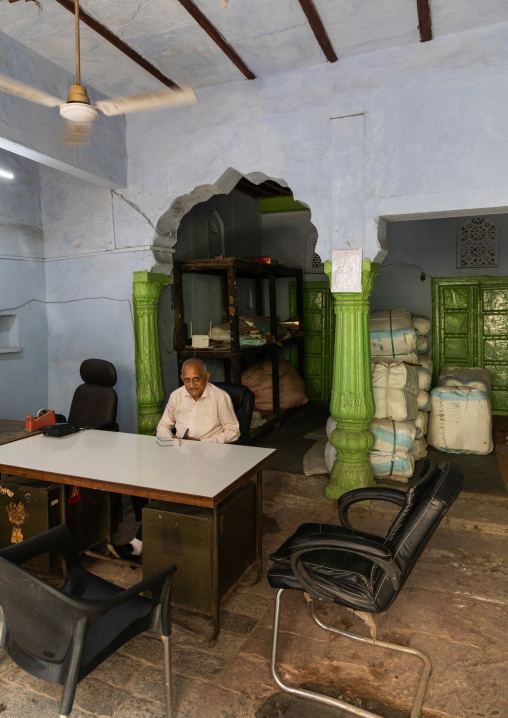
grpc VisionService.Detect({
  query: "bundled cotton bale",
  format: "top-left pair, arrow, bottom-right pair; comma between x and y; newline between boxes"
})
372,351 -> 419,364
417,389 -> 431,412
418,355 -> 433,375
416,365 -> 432,391
427,386 -> 493,455
438,366 -> 491,397
412,314 -> 431,336
241,359 -> 308,411
369,307 -> 416,358
326,414 -> 337,439
410,437 -> 428,460
414,411 -> 428,439
324,440 -> 336,472
369,419 -> 416,453
369,451 -> 414,482
416,335 -> 428,354
372,361 -> 419,421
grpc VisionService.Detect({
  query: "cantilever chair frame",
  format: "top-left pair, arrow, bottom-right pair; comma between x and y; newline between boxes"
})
0,525 -> 176,718
268,459 -> 463,718
271,589 -> 431,718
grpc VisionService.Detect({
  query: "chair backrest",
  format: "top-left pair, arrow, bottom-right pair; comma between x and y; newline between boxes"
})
68,358 -> 118,428
0,528 -> 101,682
373,460 -> 463,611
212,382 -> 255,443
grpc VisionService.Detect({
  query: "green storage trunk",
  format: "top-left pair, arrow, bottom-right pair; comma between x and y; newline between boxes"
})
142,480 -> 256,617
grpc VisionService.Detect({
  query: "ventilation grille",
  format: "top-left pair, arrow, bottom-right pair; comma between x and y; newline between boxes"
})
457,217 -> 499,268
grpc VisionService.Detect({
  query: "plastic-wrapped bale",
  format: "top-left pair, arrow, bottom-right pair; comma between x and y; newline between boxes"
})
372,361 -> 419,421
418,355 -> 433,375
414,411 -> 428,439
438,366 -> 491,397
416,335 -> 428,354
369,451 -> 414,482
326,415 -> 337,439
368,419 -> 416,482
411,314 -> 431,336
369,307 -> 416,358
410,437 -> 428,460
416,365 -> 432,391
241,359 -> 308,411
417,390 -> 431,412
427,386 -> 493,455
372,351 -> 419,364
324,440 -> 335,472
369,419 -> 416,453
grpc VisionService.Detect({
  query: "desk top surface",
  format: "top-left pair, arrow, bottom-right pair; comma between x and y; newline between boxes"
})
0,430 -> 276,507
0,419 -> 39,446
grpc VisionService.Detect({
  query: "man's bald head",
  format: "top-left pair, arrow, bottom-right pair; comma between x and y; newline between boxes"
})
181,359 -> 210,401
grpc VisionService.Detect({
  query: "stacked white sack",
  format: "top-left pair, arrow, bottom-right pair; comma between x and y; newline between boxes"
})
427,386 -> 493,455
324,418 -> 416,480
368,419 -> 416,481
411,314 -> 431,336
370,307 -> 416,359
414,411 -> 428,439
438,365 -> 491,396
372,361 -> 419,421
410,437 -> 428,460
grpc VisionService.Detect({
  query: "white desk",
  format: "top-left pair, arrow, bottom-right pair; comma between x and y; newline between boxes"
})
0,430 -> 276,508
0,431 -> 276,638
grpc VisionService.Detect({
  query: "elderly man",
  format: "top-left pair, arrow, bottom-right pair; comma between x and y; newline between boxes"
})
108,359 -> 240,560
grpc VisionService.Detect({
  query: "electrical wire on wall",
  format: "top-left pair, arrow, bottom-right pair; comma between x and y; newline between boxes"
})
0,297 -> 135,327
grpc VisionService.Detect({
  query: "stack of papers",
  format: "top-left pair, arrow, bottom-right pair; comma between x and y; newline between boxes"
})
156,436 -> 181,447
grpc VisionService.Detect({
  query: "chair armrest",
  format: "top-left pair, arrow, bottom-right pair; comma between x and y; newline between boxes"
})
0,524 -> 79,569
62,565 -> 178,614
287,534 -> 400,602
338,488 -> 406,531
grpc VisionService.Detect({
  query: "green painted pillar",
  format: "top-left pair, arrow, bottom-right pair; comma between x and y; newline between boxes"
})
324,260 -> 379,499
133,271 -> 168,435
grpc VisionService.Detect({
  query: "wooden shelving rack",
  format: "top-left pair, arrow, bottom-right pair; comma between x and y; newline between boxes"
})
172,257 -> 304,424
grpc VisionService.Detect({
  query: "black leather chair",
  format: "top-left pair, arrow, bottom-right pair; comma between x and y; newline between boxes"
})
63,358 -> 119,431
0,525 -> 177,718
267,458 -> 464,718
213,382 -> 255,444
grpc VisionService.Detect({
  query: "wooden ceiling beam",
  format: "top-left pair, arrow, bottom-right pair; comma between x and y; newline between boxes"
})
416,0 -> 433,42
14,0 -> 183,90
177,0 -> 256,80
297,0 -> 338,63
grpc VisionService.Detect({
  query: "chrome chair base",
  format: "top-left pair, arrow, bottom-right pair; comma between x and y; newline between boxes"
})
270,588 -> 432,718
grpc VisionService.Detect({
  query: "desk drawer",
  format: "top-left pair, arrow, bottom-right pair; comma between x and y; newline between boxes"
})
143,481 -> 256,616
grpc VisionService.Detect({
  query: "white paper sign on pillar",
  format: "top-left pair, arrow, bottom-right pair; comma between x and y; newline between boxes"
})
331,250 -> 363,293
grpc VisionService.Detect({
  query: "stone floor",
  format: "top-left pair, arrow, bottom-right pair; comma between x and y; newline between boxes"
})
1,464 -> 508,718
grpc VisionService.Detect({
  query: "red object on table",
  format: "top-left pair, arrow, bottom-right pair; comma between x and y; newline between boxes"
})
25,410 -> 57,431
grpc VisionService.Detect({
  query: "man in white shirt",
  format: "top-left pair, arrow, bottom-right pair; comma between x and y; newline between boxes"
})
157,358 -> 240,443
108,359 -> 240,561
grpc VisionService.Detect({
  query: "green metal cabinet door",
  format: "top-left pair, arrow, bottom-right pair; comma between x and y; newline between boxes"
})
433,276 -> 508,414
479,283 -> 508,413
290,281 -> 334,401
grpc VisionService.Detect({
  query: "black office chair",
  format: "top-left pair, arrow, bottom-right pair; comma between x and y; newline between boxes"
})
267,458 -> 464,718
61,358 -> 119,431
213,382 -> 255,444
0,525 -> 176,718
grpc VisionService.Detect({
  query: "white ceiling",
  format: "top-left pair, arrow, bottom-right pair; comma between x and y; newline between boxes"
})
0,0 -> 507,100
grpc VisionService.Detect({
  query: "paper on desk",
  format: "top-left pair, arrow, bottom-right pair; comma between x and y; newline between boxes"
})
156,436 -> 181,446
331,249 -> 362,293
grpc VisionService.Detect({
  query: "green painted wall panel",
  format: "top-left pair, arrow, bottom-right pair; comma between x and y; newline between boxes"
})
482,288 -> 508,311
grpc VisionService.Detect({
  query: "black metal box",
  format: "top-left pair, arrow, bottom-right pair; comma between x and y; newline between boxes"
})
142,480 -> 256,616
0,477 -> 109,571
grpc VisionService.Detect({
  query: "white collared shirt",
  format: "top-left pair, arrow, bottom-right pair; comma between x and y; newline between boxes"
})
156,382 -> 240,443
